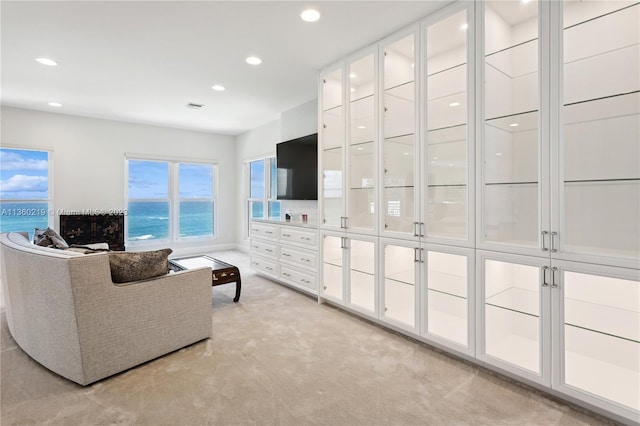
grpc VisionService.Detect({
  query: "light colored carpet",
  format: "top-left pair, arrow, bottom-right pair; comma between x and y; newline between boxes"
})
1,250 -> 610,425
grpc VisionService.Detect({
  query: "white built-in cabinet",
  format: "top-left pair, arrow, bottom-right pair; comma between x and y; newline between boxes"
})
317,0 -> 639,422
476,1 -> 639,421
320,232 -> 377,318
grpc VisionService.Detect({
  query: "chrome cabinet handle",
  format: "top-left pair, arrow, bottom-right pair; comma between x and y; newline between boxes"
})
541,266 -> 549,287
413,222 -> 420,237
541,231 -> 548,252
414,247 -> 420,263
420,222 -> 425,238
551,232 -> 558,253
551,266 -> 559,288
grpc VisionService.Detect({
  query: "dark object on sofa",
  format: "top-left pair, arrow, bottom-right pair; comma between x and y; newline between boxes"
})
60,214 -> 125,251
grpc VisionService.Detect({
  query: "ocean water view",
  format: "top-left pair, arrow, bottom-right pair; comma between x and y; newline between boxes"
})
0,202 -> 49,239
0,201 -> 214,241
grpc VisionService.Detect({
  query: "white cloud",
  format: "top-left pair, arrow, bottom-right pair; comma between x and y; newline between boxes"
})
0,151 -> 48,171
0,175 -> 48,192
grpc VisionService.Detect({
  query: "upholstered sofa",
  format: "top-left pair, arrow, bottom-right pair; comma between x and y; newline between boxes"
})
0,232 -> 213,385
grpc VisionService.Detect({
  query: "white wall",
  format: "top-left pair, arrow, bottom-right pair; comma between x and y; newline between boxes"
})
1,106 -> 237,255
281,99 -> 317,142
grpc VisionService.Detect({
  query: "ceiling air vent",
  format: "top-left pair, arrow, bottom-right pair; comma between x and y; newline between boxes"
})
186,102 -> 204,109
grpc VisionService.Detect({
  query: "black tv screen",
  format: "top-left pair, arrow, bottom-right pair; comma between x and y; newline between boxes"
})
276,133 -> 318,200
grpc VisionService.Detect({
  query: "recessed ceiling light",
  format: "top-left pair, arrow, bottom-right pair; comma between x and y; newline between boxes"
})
403,152 -> 410,156
509,123 -> 519,127
350,88 -> 355,92
36,57 -> 57,66
301,9 -> 320,22
460,23 -> 468,31
211,85 -> 226,91
496,153 -> 503,156
522,0 -> 532,3
349,73 -> 356,79
357,147 -> 364,151
48,102 -> 62,107
357,126 -> 366,129
449,102 -> 461,107
246,56 -> 262,65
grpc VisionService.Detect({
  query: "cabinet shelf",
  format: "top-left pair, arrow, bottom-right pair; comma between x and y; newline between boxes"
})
351,93 -> 374,103
565,90 -> 640,108
427,62 -> 466,78
486,37 -> 537,59
485,109 -> 538,123
350,140 -> 374,147
384,275 -> 415,287
429,287 -> 467,301
385,80 -> 414,93
385,132 -> 414,141
428,123 -> 467,133
564,2 -> 638,31
486,287 -> 539,318
323,146 -> 342,152
485,181 -> 538,186
323,104 -> 342,113
564,178 -> 639,184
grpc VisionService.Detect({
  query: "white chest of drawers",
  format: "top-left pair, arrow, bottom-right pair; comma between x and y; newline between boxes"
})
249,219 -> 318,295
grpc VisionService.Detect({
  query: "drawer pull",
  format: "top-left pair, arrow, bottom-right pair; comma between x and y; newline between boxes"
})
265,249 -> 273,252
282,253 -> 291,257
282,233 -> 291,237
282,272 -> 291,277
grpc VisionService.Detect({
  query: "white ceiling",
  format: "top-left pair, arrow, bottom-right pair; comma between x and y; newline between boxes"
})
1,1 -> 452,136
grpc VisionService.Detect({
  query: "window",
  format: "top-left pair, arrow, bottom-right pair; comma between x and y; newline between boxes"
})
127,158 -> 216,242
0,148 -> 51,239
247,157 -> 279,230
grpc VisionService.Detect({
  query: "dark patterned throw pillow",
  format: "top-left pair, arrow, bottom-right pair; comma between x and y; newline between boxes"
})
33,227 -> 69,249
108,248 -> 173,283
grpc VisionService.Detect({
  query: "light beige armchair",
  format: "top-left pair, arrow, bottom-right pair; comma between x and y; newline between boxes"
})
0,232 -> 212,385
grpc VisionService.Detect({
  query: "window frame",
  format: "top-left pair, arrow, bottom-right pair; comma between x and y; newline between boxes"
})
245,156 -> 279,238
125,154 -> 218,247
0,146 -> 53,238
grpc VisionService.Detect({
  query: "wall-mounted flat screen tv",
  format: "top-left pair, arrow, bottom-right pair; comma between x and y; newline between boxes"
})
276,133 -> 318,200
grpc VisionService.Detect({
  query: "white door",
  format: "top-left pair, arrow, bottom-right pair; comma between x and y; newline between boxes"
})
380,237 -> 421,333
476,250 -> 551,385
552,260 -> 640,420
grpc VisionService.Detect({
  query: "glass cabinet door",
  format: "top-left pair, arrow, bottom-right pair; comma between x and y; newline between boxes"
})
559,1 -> 639,263
480,252 -> 549,382
382,241 -> 419,330
558,263 -> 639,413
482,1 -> 541,249
425,250 -> 469,348
322,234 -> 344,301
321,68 -> 345,229
425,7 -> 470,241
381,32 -> 418,236
347,237 -> 376,315
347,53 -> 376,232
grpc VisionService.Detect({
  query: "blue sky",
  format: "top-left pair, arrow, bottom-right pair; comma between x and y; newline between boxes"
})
128,160 -> 213,199
0,149 -> 49,199
250,160 -> 265,198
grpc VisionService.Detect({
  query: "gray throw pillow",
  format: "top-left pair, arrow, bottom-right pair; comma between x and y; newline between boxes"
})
108,248 -> 173,283
33,227 -> 69,249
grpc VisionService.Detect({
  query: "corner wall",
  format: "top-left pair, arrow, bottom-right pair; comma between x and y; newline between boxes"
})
235,100 -> 318,251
